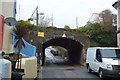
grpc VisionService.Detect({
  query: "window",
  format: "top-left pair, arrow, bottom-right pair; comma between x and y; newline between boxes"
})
96,49 -> 102,62
100,49 -> 120,58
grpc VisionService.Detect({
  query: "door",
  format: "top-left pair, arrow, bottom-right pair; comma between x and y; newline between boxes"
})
92,49 -> 102,72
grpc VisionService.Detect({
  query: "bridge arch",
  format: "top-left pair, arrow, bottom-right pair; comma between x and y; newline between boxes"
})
42,37 -> 83,65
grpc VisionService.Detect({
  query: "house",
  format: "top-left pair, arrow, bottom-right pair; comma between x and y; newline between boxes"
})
0,0 -> 16,53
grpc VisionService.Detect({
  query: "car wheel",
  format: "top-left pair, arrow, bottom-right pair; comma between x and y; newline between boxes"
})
87,65 -> 92,73
99,69 -> 104,79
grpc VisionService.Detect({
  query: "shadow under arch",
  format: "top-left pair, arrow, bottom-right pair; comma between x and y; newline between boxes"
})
42,37 -> 83,66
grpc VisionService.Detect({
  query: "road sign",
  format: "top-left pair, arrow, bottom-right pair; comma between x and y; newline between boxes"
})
116,27 -> 120,33
62,33 -> 66,37
38,32 -> 44,37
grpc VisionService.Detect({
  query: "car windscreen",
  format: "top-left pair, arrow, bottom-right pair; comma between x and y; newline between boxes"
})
100,49 -> 120,58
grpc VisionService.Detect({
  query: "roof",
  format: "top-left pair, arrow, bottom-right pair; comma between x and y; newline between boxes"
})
112,1 -> 120,9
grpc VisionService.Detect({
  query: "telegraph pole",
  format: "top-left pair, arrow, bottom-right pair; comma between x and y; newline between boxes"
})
36,6 -> 39,26
19,5 -> 20,20
76,17 -> 78,29
52,14 -> 54,27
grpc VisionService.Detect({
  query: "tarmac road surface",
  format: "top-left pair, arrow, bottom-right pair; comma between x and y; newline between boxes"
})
38,58 -> 101,80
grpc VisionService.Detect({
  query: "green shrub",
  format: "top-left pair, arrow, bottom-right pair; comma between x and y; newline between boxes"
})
76,23 -> 117,47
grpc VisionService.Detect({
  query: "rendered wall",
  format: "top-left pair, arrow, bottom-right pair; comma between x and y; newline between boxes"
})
0,0 -> 15,53
16,57 -> 37,78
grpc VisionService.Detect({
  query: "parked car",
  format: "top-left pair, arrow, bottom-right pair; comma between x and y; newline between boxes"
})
50,48 -> 58,56
86,47 -> 120,78
45,48 -> 56,63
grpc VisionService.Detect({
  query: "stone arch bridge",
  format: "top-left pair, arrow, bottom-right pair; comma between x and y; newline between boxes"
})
25,28 -> 99,65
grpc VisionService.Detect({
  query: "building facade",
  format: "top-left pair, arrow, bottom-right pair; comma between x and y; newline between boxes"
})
0,0 -> 16,53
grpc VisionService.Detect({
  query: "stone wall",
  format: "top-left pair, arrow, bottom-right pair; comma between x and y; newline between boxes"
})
38,27 -> 99,46
25,27 -> 100,51
24,27 -> 100,65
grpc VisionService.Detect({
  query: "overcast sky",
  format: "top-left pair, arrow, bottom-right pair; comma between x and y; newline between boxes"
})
16,0 -> 117,29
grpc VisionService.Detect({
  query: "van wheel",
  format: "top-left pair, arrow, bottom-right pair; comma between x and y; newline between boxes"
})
98,69 -> 104,79
87,65 -> 92,73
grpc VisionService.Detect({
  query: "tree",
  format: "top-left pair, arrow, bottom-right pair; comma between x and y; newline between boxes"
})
48,26 -> 56,28
76,22 -> 117,47
99,9 -> 117,31
64,25 -> 70,29
17,20 -> 38,30
38,16 -> 52,27
112,14 -> 117,27
14,22 -> 27,68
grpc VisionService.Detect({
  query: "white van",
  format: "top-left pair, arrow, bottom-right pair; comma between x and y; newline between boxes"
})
86,47 -> 120,78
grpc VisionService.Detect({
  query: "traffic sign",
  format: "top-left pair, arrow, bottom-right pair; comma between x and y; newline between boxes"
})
38,32 -> 44,37
62,33 -> 66,37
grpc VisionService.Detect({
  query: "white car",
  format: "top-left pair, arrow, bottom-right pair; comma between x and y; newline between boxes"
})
45,48 -> 56,63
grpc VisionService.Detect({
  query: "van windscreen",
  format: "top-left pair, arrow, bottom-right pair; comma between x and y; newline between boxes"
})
100,49 -> 120,58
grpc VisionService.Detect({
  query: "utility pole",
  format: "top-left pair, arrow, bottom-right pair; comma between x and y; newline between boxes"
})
19,5 -> 20,20
76,17 -> 78,29
36,6 -> 39,26
52,14 -> 53,27
30,6 -> 44,26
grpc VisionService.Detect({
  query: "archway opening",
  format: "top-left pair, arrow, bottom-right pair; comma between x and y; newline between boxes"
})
42,37 -> 83,66
45,46 -> 68,65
